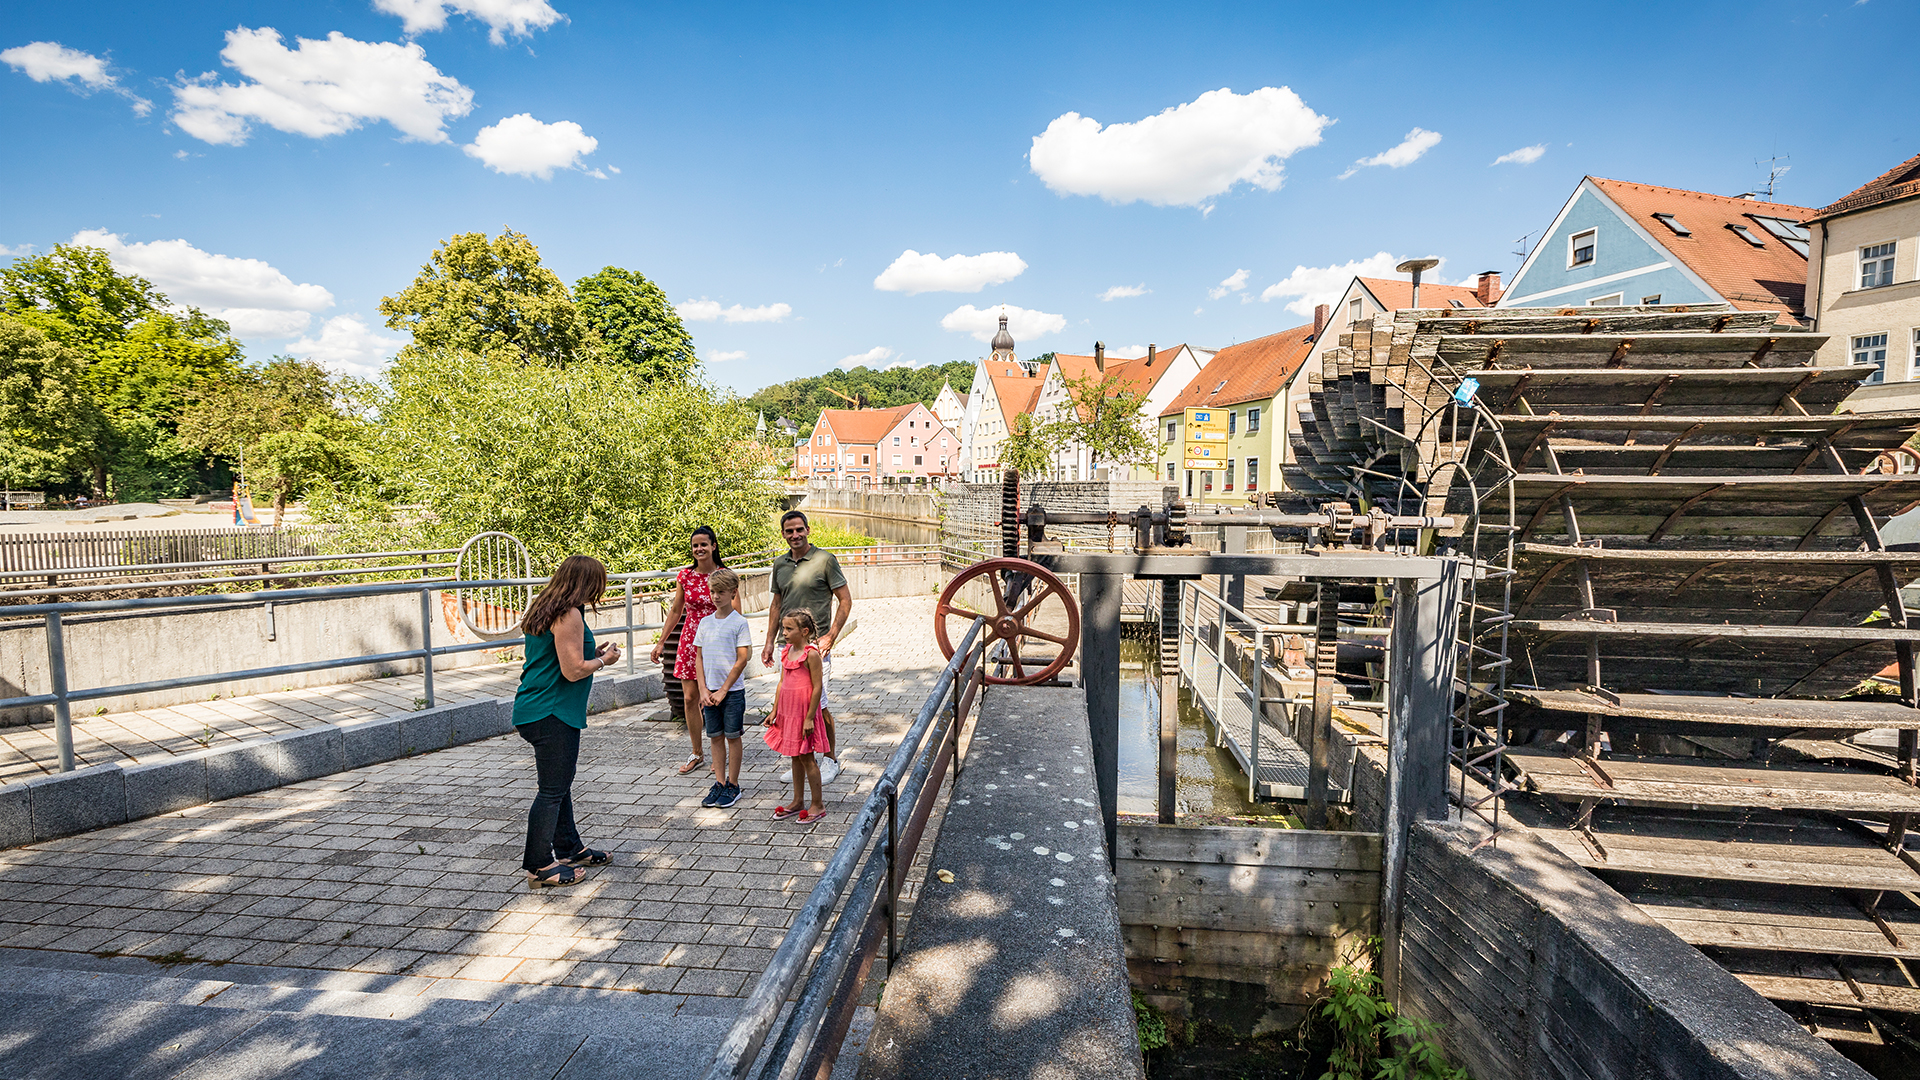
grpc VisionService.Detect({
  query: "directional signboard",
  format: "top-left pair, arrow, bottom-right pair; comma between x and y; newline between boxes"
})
1182,407 -> 1229,470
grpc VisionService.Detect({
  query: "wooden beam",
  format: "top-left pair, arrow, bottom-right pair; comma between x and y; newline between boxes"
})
1649,482 -> 1733,542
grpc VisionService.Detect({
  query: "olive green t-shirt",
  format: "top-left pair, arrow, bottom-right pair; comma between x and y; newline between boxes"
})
771,545 -> 847,635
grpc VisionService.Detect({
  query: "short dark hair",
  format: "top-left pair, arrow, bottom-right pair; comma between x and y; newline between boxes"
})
781,510 -> 809,529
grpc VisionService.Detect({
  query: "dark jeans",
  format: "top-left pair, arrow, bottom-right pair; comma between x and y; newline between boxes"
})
517,715 -> 584,872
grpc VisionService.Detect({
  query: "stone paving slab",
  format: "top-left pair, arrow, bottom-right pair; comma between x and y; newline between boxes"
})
0,596 -> 940,1078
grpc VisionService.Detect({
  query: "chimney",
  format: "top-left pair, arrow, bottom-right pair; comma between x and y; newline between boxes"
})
1146,343 -> 1157,367
1474,271 -> 1503,307
1313,303 -> 1328,338
1094,341 -> 1105,373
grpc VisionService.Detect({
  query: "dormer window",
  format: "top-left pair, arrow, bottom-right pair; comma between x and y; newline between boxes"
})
1728,224 -> 1766,248
1447,299 -> 1465,309
1569,229 -> 1597,267
1652,213 -> 1690,236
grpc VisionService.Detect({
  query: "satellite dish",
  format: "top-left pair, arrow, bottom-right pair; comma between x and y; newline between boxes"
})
455,531 -> 533,639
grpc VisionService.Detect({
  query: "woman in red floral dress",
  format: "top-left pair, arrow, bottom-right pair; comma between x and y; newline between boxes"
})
652,526 -> 724,778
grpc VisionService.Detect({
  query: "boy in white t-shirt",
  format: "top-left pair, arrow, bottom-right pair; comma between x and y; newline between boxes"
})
691,568 -> 754,809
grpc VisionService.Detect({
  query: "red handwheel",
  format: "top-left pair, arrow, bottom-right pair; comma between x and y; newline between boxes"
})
935,557 -> 1082,685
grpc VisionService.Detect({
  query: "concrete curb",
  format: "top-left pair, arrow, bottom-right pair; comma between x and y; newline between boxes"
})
0,670 -> 663,850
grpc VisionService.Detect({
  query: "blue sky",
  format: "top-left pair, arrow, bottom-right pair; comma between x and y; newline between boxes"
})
2,1 -> 1914,395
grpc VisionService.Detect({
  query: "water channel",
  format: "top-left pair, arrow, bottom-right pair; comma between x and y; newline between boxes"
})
1114,638 -> 1293,823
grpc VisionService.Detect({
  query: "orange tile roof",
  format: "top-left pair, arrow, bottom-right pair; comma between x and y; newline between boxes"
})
818,404 -> 917,445
1160,325 -> 1316,417
985,360 -> 1048,422
1810,152 -> 1920,221
1589,177 -> 1813,318
1356,278 -> 1487,311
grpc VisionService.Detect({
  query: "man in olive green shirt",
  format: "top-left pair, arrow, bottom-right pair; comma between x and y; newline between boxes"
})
763,510 -> 851,760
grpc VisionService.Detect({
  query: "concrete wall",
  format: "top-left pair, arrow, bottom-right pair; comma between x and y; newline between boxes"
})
1397,820 -> 1871,1080
1119,823 -> 1379,1036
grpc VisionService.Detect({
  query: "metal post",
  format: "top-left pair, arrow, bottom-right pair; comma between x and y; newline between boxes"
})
885,786 -> 898,967
1250,626 -> 1264,804
1307,581 -> 1340,828
46,612 -> 74,773
1158,578 -> 1181,824
419,587 -> 437,708
1211,593 -> 1228,747
1080,571 -> 1123,868
625,579 -> 636,675
1223,524 -> 1247,624
1380,561 -> 1462,1003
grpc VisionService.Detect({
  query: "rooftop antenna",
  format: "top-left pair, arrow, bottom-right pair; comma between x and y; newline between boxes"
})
1756,154 -> 1791,199
1396,257 -> 1441,308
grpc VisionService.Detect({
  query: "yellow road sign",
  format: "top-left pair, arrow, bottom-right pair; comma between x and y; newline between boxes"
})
1182,407 -> 1228,469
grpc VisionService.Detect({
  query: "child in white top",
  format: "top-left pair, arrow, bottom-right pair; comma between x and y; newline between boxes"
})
691,569 -> 754,809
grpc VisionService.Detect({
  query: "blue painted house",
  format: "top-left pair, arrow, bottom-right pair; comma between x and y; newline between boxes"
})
1501,177 -> 1814,326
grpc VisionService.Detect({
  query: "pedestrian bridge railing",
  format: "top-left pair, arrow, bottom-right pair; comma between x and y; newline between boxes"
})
706,617 -> 986,1080
3,543 -> 947,773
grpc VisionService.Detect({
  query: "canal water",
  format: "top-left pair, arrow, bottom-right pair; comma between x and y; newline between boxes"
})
1114,638 -> 1293,822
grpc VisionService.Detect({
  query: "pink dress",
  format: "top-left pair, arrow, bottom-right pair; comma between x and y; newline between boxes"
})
671,566 -> 717,681
765,643 -> 831,756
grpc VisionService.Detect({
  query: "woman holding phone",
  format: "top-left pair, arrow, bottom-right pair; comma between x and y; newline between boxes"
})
512,554 -> 621,887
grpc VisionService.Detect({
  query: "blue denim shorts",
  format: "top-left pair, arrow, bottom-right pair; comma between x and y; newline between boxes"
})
702,687 -> 746,739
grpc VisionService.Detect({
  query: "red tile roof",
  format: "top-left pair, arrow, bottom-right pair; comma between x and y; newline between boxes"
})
1809,152 -> 1920,222
1160,325 -> 1316,417
1589,177 -> 1813,318
1050,345 -> 1188,416
818,404 -> 918,445
985,360 -> 1048,422
1356,278 -> 1487,311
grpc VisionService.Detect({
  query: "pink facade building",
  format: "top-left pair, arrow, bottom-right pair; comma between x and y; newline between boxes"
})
796,403 -> 959,482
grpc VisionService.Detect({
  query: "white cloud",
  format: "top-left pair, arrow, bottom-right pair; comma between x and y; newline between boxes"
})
676,299 -> 793,323
838,346 -> 895,370
1108,345 -> 1149,360
170,27 -> 473,146
883,360 -> 918,370
0,243 -> 33,260
1492,144 -> 1546,166
463,113 -> 596,178
1339,128 -> 1441,179
1259,251 -> 1404,318
1209,269 -> 1249,300
873,250 -> 1026,294
705,349 -> 747,363
283,315 -> 404,378
1030,87 -> 1330,209
2,41 -> 152,114
373,0 -> 564,43
1099,284 -> 1147,301
71,228 -> 334,335
940,304 -> 1067,344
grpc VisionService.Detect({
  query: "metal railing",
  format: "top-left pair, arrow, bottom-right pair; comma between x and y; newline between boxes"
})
0,547 -> 461,601
7,542 -> 948,773
1177,581 -> 1373,803
706,617 -> 986,1080
0,525 -> 334,582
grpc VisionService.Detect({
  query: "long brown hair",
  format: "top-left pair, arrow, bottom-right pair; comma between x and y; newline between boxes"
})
521,555 -> 609,636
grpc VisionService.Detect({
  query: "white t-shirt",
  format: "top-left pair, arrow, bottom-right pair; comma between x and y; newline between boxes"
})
692,610 -> 753,691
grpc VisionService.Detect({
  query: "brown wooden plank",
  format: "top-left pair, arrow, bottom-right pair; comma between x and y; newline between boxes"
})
1736,973 -> 1920,1012
1513,620 -> 1920,643
1508,747 -> 1920,813
1533,833 -> 1920,891
1507,690 -> 1920,730
1117,823 -> 1380,871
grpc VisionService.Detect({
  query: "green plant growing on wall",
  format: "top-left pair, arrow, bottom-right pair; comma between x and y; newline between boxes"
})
1130,990 -> 1169,1054
1316,963 -> 1468,1080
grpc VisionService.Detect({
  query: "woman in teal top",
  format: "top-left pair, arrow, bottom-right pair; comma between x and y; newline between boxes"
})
513,555 -> 621,887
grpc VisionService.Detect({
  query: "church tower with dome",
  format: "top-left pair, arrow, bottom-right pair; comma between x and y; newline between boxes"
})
990,310 -> 1016,364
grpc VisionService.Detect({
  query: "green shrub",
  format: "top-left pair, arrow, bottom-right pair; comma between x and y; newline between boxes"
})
1316,964 -> 1467,1080
1131,990 -> 1169,1054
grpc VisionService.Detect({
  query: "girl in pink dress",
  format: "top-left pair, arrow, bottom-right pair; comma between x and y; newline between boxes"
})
766,610 -> 830,824
651,527 -> 723,778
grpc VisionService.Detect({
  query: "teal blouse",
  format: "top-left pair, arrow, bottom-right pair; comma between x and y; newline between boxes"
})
513,610 -> 597,729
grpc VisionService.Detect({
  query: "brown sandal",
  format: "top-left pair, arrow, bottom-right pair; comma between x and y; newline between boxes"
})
677,754 -> 705,775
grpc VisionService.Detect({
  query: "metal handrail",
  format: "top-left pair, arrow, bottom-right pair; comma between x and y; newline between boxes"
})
0,545 -> 458,584
705,617 -> 986,1080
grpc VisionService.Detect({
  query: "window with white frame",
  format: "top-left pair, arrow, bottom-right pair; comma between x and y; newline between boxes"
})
1855,333 -> 1891,384
892,436 -> 900,446
914,455 -> 922,465
1227,410 -> 1236,435
1569,229 -> 1597,267
892,454 -> 902,465
1912,328 -> 1920,382
1588,293 -> 1623,306
1247,407 -> 1260,433
1166,419 -> 1177,441
1348,297 -> 1363,325
1246,457 -> 1259,490
1641,294 -> 1662,305
1167,462 -> 1176,482
1862,243 -> 1897,289
1224,459 -> 1235,489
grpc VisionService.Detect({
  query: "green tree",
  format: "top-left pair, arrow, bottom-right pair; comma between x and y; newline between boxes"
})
743,360 -> 973,433
1045,370 -> 1158,469
323,350 -> 779,572
1000,411 -> 1060,477
0,245 -> 165,352
574,266 -> 697,383
177,358 -> 368,523
0,317 -> 103,491
379,229 -> 586,365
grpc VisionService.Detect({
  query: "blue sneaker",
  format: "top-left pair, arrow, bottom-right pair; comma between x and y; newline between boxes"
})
700,782 -> 723,808
715,784 -> 741,808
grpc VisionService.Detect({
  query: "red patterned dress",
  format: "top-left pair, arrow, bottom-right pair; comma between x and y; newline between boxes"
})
670,566 -> 717,681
